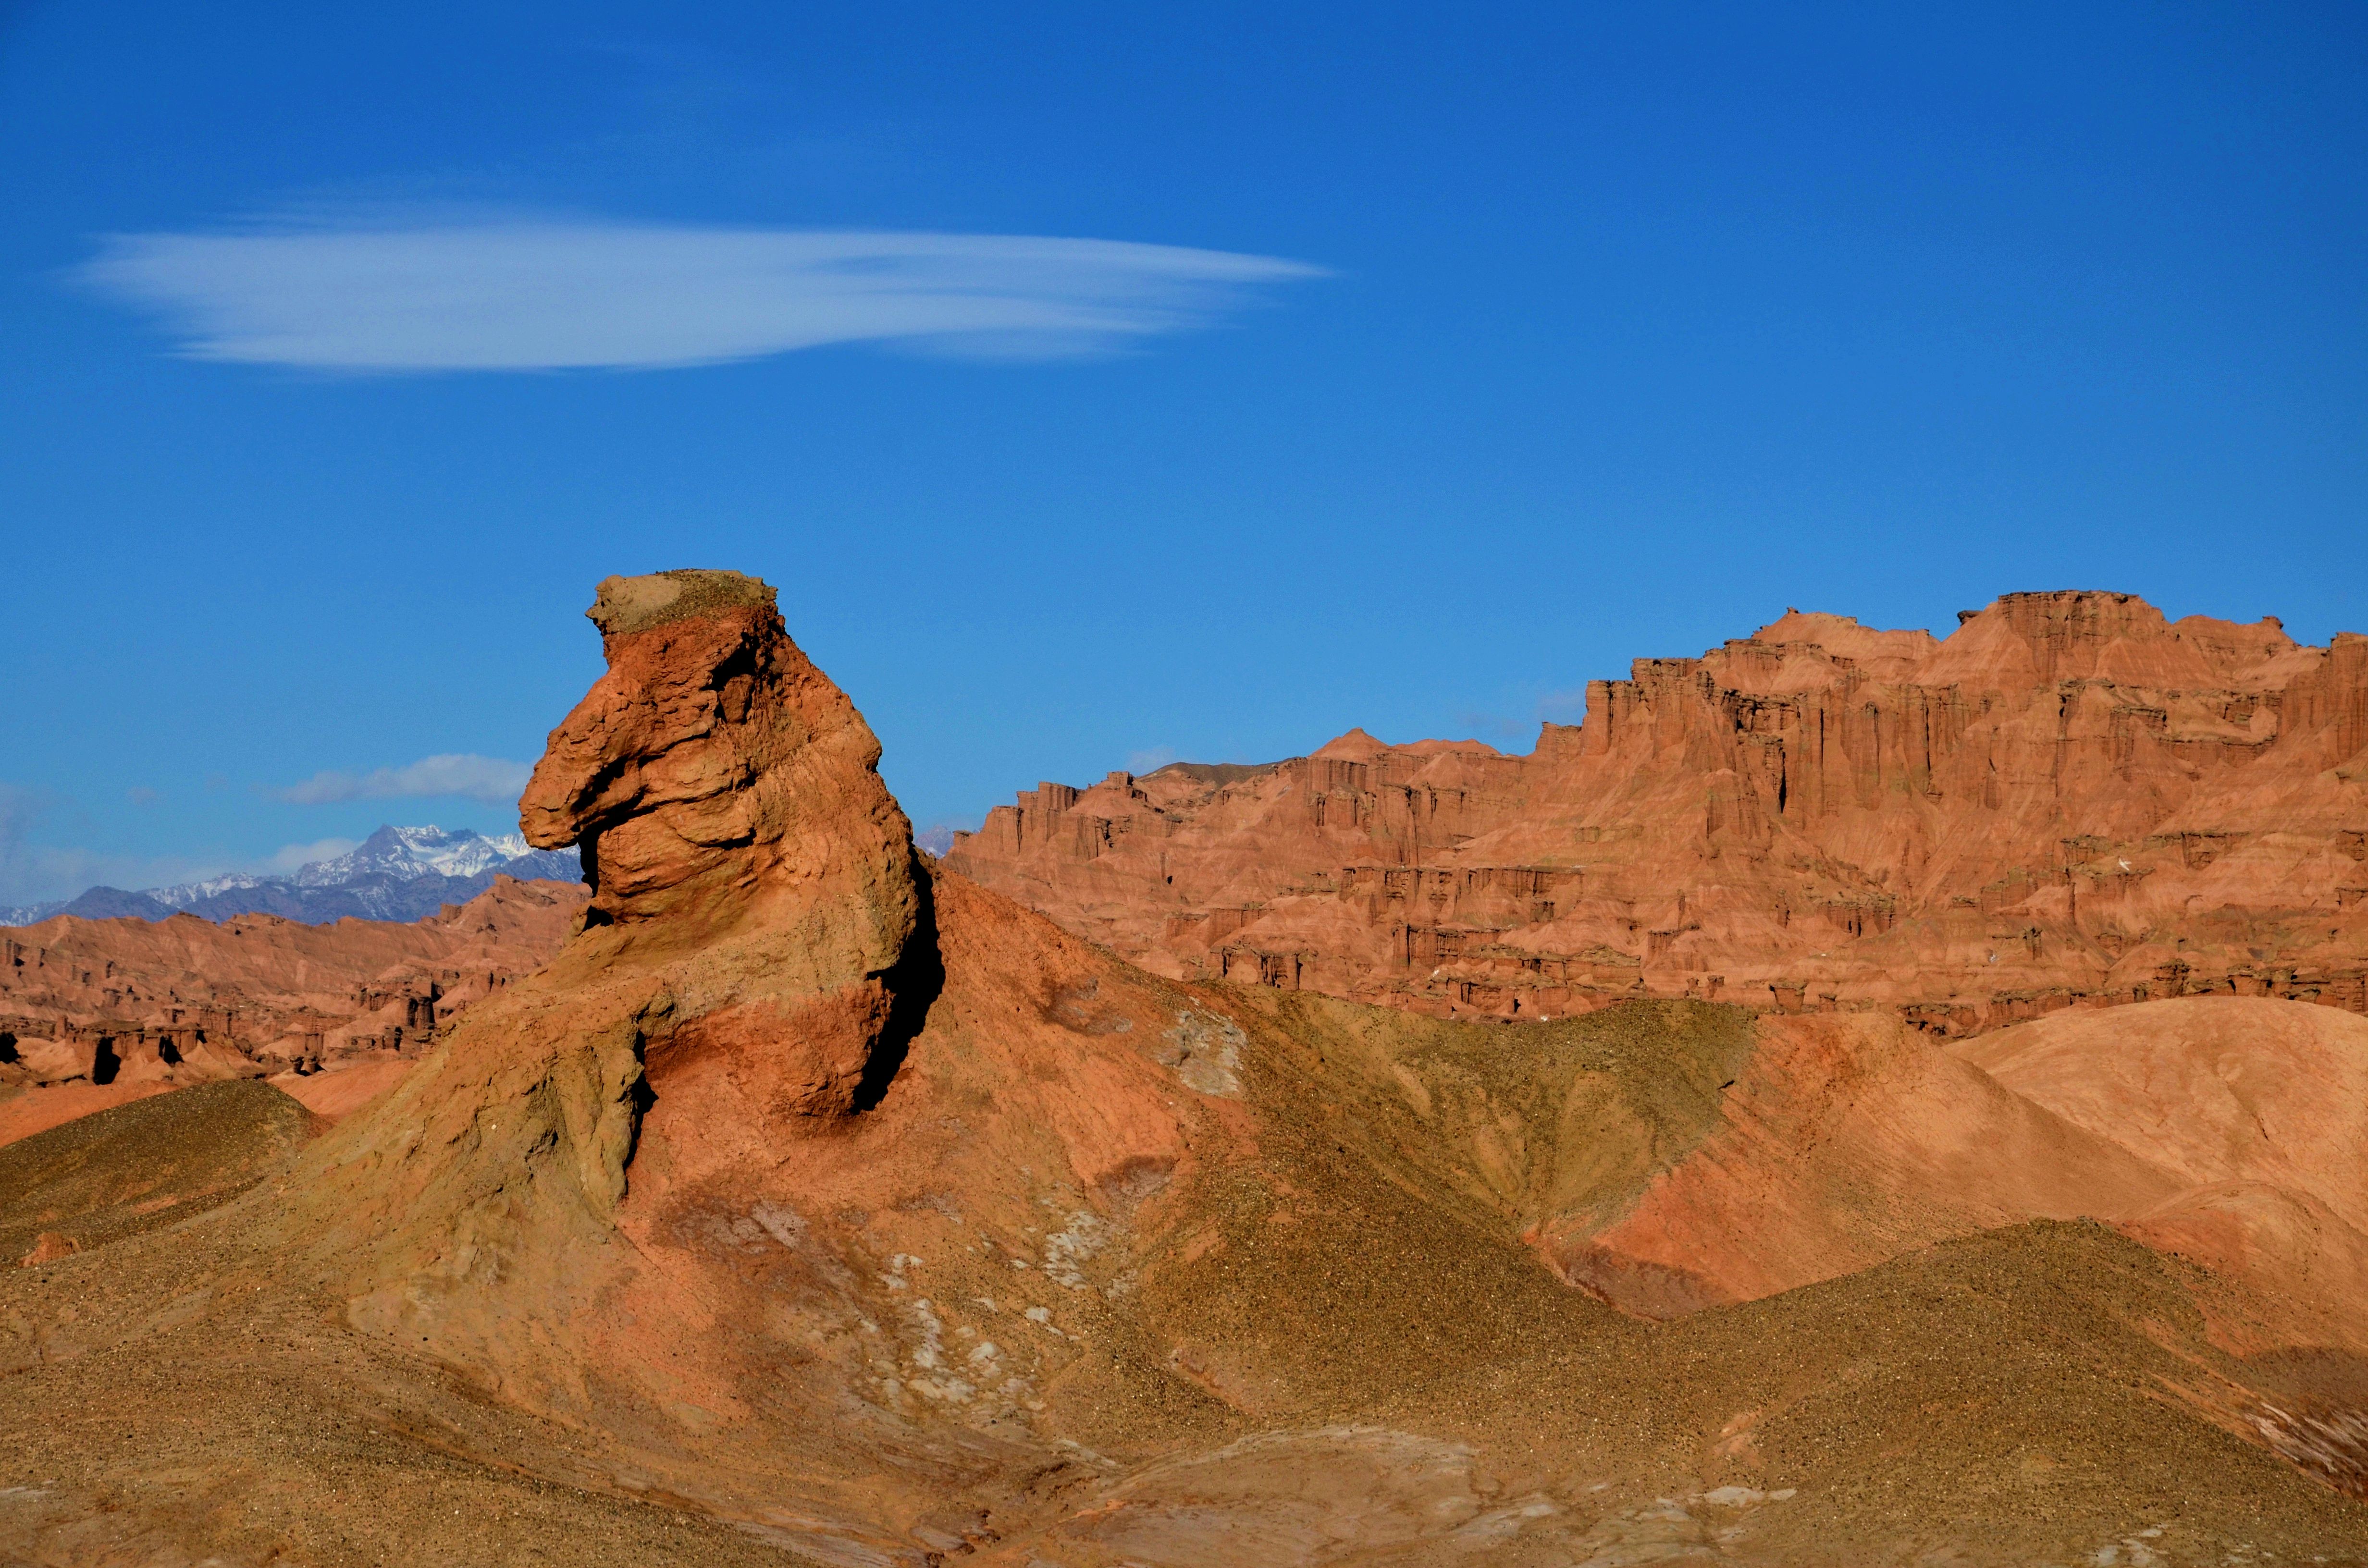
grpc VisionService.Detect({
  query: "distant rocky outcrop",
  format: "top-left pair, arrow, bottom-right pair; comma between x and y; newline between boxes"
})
0,825 -> 583,929
945,590 -> 2368,1033
0,874 -> 587,1145
5,571 -> 2365,1563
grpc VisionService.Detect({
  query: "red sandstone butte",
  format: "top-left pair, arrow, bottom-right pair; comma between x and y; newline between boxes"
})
295,571 -> 1209,1488
945,590 -> 2368,1032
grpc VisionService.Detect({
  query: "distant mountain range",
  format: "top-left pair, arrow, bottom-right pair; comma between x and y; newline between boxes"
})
0,825 -> 583,928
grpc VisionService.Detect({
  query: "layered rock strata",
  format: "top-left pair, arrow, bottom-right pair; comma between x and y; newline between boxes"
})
298,569 -> 950,1382
3,571 -> 2361,1562
945,590 -> 2368,1032
515,566 -> 930,1115
0,875 -> 585,1142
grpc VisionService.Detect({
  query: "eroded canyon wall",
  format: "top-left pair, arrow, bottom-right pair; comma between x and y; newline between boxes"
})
0,875 -> 587,1103
944,590 -> 2368,1032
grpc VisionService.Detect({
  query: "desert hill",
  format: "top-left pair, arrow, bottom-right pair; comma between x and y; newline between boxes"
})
0,571 -> 2361,1566
944,590 -> 2368,1035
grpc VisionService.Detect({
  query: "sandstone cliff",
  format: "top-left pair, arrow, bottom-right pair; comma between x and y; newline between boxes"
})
945,590 -> 2368,1032
261,571 -> 2367,1558
4,573 -> 2363,1566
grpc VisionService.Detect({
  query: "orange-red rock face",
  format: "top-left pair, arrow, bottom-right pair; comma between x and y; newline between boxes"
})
522,569 -> 919,960
945,590 -> 2368,1032
0,875 -> 586,1144
515,567 -> 927,1121
1522,998 -> 2368,1346
1956,996 -> 2368,1357
79,570 -> 2359,1554
297,570 -> 1217,1500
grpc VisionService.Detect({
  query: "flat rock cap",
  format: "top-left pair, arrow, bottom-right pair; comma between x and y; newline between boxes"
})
588,569 -> 778,635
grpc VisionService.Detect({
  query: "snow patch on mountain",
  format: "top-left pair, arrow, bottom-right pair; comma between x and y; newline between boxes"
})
0,825 -> 582,927
296,825 -> 534,885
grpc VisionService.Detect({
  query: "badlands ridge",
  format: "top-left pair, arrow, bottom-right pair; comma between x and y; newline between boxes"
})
0,573 -> 2363,1567
0,876 -> 586,1144
949,591 -> 2368,1032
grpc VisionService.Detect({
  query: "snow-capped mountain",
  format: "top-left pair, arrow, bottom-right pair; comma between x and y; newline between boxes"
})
295,825 -> 540,886
147,871 -> 270,905
0,826 -> 582,927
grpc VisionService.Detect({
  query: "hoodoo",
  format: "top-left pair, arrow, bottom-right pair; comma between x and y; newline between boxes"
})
290,570 -> 955,1387
269,570 -> 1230,1547
522,569 -> 922,952
517,567 -> 930,1115
3,573 -> 2365,1565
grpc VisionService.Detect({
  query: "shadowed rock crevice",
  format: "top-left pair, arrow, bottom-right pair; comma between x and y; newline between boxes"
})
851,860 -> 945,1114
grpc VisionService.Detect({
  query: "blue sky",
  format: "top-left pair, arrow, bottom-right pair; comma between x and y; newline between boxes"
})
2,2 -> 2363,903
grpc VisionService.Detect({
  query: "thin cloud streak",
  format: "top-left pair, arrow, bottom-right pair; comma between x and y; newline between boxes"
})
77,215 -> 1328,371
278,753 -> 532,806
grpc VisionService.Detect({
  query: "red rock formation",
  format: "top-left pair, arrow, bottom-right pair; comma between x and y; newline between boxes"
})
291,570 -> 1217,1524
517,567 -> 928,1115
945,591 -> 2368,1031
317,573 -> 2368,1400
1528,1010 -> 2189,1318
0,875 -> 585,1144
1518,997 -> 2368,1347
12,571 -> 2360,1561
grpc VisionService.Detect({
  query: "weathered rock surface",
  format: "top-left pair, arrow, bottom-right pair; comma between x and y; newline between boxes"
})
2,573 -> 2363,1566
0,874 -> 586,1145
522,569 -> 919,944
1461,995 -> 2368,1356
1530,1010 -> 2189,1316
945,590 -> 2368,1032
513,567 -> 930,1116
297,571 -> 954,1392
0,1079 -> 315,1268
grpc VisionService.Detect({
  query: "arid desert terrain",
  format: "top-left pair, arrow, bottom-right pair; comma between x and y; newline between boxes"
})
2,570 -> 2364,1567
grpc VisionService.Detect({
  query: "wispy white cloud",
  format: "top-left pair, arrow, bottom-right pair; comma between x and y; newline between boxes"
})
277,753 -> 531,806
75,212 -> 1327,371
